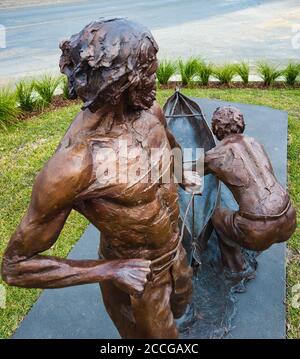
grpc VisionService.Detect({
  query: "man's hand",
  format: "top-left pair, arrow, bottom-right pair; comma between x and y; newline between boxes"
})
181,171 -> 203,194
111,259 -> 151,297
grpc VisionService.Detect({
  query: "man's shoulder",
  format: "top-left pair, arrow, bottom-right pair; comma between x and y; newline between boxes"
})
34,141 -> 93,207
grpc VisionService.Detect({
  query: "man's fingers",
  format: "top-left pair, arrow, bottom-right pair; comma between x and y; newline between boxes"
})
128,268 -> 150,283
137,267 -> 151,272
115,259 -> 152,297
128,259 -> 151,269
128,272 -> 148,282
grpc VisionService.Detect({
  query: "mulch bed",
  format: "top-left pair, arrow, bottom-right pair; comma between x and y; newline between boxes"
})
159,81 -> 300,90
16,82 -> 300,121
18,96 -> 81,121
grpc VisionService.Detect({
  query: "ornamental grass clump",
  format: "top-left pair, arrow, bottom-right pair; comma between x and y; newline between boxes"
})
178,58 -> 200,85
156,60 -> 177,85
34,75 -> 61,107
197,61 -> 214,86
235,62 -> 250,84
213,64 -> 237,85
0,88 -> 20,129
16,80 -> 38,112
257,62 -> 282,86
282,62 -> 300,86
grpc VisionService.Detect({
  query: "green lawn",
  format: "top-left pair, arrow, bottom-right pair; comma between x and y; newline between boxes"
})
0,88 -> 299,338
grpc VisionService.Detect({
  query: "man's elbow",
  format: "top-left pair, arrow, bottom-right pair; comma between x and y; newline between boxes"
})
1,265 -> 13,286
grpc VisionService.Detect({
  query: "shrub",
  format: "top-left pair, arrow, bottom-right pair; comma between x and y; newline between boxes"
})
156,60 -> 177,85
257,62 -> 282,86
16,80 -> 38,112
282,62 -> 300,86
178,58 -> 200,85
197,61 -> 214,86
213,64 -> 237,85
0,88 -> 20,129
235,62 -> 250,84
34,75 -> 60,106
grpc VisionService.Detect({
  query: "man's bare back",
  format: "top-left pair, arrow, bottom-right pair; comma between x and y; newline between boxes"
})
1,100 -> 181,283
66,103 -> 180,260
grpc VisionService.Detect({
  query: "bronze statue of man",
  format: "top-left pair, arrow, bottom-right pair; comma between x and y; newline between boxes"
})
1,19 -> 194,339
203,106 -> 297,276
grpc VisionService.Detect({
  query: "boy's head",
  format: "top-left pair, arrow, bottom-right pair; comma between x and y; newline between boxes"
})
211,106 -> 245,140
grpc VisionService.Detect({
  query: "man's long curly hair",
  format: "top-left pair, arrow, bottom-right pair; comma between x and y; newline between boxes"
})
211,106 -> 245,140
59,18 -> 158,112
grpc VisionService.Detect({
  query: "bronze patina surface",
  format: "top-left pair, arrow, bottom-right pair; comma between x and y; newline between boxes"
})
2,18 -> 296,340
204,106 -> 297,275
1,18 -> 196,339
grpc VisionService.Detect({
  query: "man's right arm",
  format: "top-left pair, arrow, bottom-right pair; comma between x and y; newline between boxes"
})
1,145 -> 150,296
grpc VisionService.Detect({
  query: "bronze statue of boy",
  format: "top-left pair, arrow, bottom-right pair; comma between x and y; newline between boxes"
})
203,106 -> 297,276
